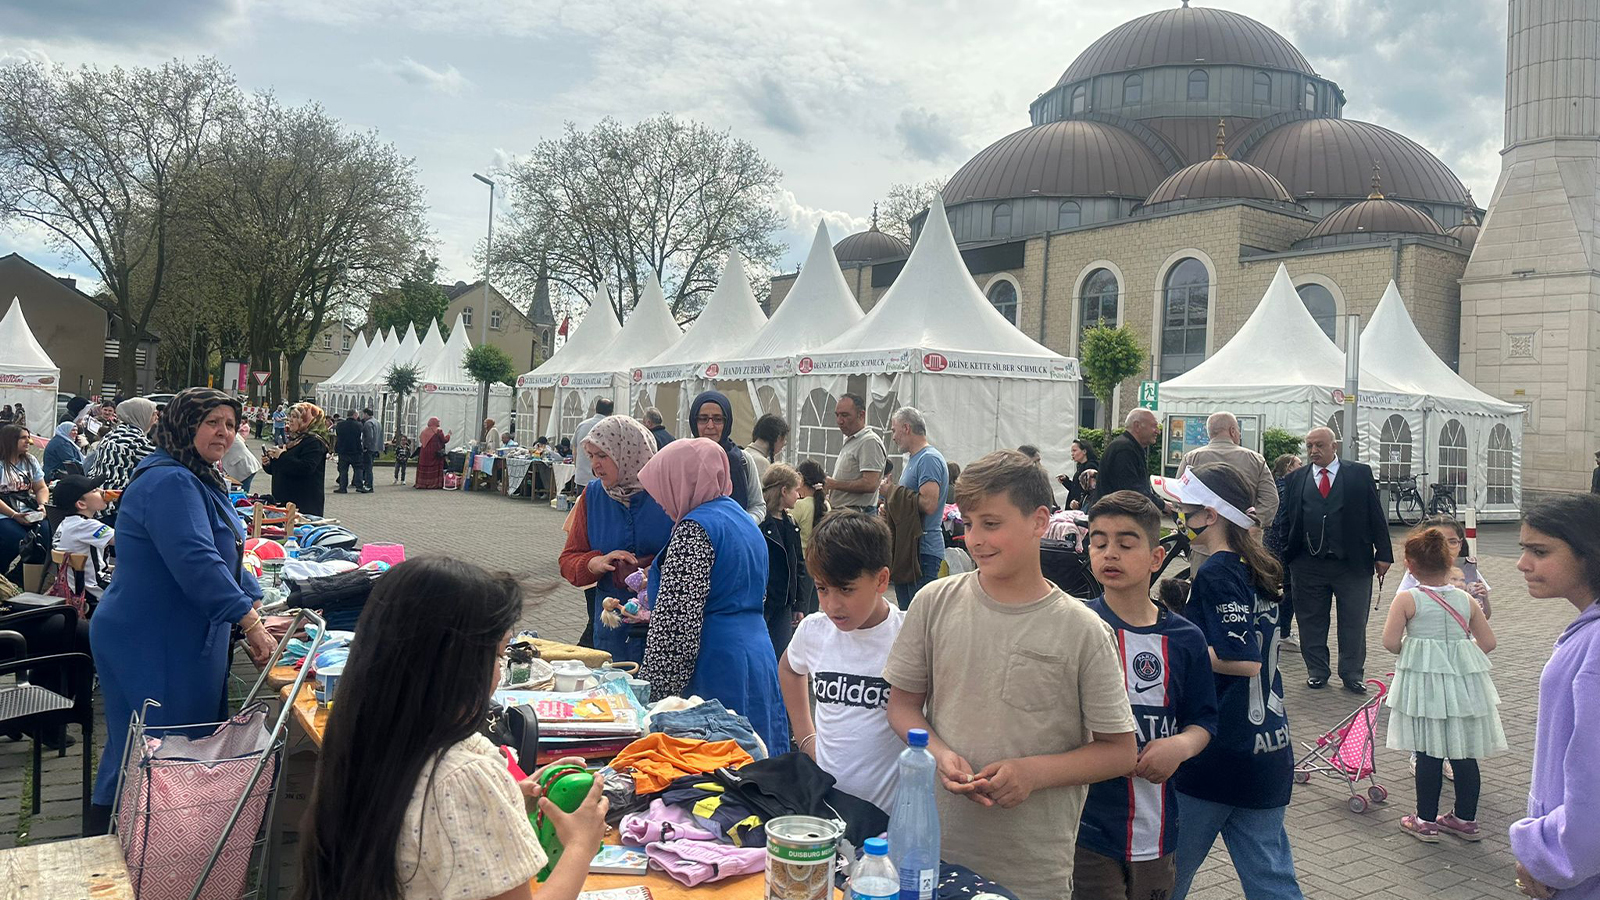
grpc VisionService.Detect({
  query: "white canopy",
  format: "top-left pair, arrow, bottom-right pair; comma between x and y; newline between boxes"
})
410,314 -> 512,448
0,297 -> 61,430
1360,282 -> 1523,419
323,331 -> 371,386
344,328 -> 396,389
637,252 -> 768,383
517,284 -> 622,389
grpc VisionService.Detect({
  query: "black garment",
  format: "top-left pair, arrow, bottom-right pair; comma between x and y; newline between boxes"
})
759,513 -> 803,657
651,425 -> 675,450
1592,464 -> 1599,494
1279,461 -> 1391,570
687,390 -> 754,511
284,568 -> 377,631
333,417 -> 364,457
263,438 -> 327,516
336,454 -> 360,492
711,751 -> 889,850
1414,754 -> 1480,822
1091,432 -> 1161,508
1290,555 -> 1374,684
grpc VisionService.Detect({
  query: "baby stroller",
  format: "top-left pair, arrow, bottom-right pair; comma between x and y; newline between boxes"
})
1292,676 -> 1390,812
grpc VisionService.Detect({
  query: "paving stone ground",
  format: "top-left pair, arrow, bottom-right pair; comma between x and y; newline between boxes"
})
0,469 -> 1563,900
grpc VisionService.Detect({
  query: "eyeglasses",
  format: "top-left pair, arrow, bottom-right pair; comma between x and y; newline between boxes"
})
696,415 -> 725,425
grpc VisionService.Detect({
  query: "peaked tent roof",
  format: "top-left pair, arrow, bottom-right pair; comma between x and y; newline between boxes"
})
324,331 -> 371,386
641,251 -> 768,377
1359,281 -> 1521,417
415,319 -> 445,369
0,297 -> 60,376
520,284 -> 622,386
737,221 -> 863,362
583,271 -> 683,376
346,328 -> 397,387
421,314 -> 474,384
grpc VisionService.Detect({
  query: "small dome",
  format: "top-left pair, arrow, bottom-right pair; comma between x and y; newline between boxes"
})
1304,169 -> 1444,240
1058,4 -> 1314,86
1448,202 -> 1481,250
944,120 -> 1168,204
1144,121 -> 1293,207
833,221 -> 908,264
1243,118 -> 1467,205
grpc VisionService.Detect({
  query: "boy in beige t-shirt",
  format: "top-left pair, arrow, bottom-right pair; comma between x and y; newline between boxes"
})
885,450 -> 1137,900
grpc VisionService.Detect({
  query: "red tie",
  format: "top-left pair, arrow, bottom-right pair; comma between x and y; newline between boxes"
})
1318,468 -> 1331,499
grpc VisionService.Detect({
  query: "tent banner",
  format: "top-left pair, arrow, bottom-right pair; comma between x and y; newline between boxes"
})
420,382 -> 512,396
0,372 -> 57,388
796,349 -> 914,376
698,357 -> 793,380
534,372 -> 614,390
633,363 -> 698,385
795,348 -> 1077,381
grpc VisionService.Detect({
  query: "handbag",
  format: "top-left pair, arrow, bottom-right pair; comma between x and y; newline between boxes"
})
46,560 -> 88,618
482,702 -> 541,771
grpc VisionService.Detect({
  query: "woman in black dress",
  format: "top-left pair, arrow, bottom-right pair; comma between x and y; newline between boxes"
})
1059,438 -> 1100,510
261,402 -> 331,516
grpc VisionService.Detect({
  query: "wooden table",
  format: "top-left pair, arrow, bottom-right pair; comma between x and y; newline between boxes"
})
0,834 -> 135,899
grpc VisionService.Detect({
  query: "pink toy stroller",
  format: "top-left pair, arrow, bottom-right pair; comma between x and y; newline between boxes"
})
1292,676 -> 1390,812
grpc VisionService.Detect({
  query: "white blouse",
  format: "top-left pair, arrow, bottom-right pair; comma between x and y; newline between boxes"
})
396,733 -> 548,900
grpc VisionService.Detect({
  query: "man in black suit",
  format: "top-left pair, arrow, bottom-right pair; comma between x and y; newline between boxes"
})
1281,426 -> 1393,693
1092,408 -> 1169,510
333,410 -> 364,494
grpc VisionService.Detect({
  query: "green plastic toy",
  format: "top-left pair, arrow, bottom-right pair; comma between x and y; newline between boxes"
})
531,764 -> 596,881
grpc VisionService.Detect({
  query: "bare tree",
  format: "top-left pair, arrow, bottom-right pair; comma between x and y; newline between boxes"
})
490,114 -> 784,322
878,179 -> 945,245
0,58 -> 239,392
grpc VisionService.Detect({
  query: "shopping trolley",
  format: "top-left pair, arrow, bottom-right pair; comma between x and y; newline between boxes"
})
1292,675 -> 1391,813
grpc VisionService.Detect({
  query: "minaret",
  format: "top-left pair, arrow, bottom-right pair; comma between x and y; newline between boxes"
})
1459,0 -> 1600,502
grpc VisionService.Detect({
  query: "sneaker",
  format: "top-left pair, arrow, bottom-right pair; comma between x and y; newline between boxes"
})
1436,813 -> 1482,842
1400,815 -> 1440,843
1444,759 -> 1455,782
1281,635 -> 1300,651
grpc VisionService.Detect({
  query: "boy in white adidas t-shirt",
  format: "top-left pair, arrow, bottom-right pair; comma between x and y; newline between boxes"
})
779,511 -> 904,812
50,474 -> 114,590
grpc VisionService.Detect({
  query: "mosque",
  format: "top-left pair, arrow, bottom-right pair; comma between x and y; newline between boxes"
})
770,1 -> 1482,434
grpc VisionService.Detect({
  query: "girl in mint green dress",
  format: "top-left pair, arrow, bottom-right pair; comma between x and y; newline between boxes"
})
1381,526 -> 1506,844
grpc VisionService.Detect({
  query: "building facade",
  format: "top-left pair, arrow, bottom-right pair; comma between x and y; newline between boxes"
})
444,279 -> 556,376
0,253 -> 158,398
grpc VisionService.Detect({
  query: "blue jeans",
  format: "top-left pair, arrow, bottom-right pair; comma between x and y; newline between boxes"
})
647,699 -> 766,758
894,553 -> 943,610
1172,792 -> 1303,900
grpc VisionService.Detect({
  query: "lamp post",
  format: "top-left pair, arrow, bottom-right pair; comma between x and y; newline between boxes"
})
472,172 -> 495,423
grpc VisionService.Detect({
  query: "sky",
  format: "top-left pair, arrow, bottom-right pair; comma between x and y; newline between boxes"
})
0,0 -> 1509,314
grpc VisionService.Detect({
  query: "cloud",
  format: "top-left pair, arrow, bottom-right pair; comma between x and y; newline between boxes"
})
895,107 -> 962,163
0,47 -> 51,68
772,188 -> 869,244
368,57 -> 471,95
0,0 -> 241,45
741,75 -> 808,137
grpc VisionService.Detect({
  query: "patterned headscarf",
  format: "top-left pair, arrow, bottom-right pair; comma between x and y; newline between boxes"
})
637,437 -> 733,522
153,387 -> 242,492
581,415 -> 658,504
116,397 -> 158,432
287,401 -> 333,451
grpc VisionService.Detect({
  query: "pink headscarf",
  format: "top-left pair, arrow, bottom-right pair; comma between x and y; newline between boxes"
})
637,437 -> 733,522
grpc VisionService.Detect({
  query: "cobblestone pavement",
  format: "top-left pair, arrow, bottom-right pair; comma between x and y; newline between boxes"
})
0,472 -> 1565,900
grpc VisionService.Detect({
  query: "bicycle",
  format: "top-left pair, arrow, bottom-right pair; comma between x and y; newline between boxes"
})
1389,472 -> 1457,526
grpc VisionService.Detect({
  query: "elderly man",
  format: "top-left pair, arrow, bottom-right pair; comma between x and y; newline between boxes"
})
1279,426 -> 1392,693
1092,408 -> 1167,509
1178,412 -> 1278,571
886,407 -> 948,608
642,407 -> 674,450
824,393 -> 887,514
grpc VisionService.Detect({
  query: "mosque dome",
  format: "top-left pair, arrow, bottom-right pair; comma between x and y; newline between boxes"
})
1143,121 -> 1294,208
1240,118 -> 1467,205
833,220 -> 909,264
1301,169 -> 1445,244
943,120 -> 1168,204
1447,202 -> 1482,250
1057,3 -> 1314,86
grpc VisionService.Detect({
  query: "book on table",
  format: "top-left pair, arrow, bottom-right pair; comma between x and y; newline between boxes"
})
588,846 -> 649,875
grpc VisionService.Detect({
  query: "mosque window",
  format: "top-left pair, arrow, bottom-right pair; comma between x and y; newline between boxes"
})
1379,414 -> 1413,484
1304,82 -> 1316,111
1188,69 -> 1208,100
1070,85 -> 1086,115
1438,419 -> 1468,506
1159,258 -> 1209,379
992,203 -> 1012,236
1295,283 -> 1338,341
1058,201 -> 1081,229
1254,72 -> 1271,103
1123,74 -> 1142,105
987,279 -> 1019,325
1487,424 -> 1515,505
1080,268 -> 1119,331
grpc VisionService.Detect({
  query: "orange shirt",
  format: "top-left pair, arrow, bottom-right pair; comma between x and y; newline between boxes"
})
608,733 -> 753,795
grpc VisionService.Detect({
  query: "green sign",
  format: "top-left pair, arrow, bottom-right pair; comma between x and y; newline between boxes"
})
1138,380 -> 1159,410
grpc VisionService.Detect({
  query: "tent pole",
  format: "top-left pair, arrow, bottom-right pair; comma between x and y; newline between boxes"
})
1341,313 -> 1361,464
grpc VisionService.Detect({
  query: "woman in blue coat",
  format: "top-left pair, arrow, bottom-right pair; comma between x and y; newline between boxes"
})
558,415 -> 674,664
638,438 -> 787,752
43,421 -> 84,477
86,388 -> 277,833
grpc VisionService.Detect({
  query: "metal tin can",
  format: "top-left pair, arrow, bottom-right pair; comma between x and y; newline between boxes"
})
765,815 -> 841,900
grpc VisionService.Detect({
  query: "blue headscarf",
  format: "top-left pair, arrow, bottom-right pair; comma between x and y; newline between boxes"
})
46,420 -> 84,469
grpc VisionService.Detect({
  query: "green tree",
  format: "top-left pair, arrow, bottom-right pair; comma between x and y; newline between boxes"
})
370,252 -> 451,336
1262,428 -> 1303,466
462,342 -> 515,425
1079,325 -> 1146,421
384,362 -> 422,441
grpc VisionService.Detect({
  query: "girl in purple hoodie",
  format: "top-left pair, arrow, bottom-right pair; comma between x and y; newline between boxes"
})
1511,494 -> 1600,899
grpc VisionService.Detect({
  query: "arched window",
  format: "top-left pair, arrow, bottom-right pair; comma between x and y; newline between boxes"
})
1326,411 -> 1345,445
988,279 -> 1018,325
634,390 -> 651,419
1487,424 -> 1515,505
1123,74 -> 1142,105
1304,82 -> 1316,111
992,203 -> 1012,237
1058,201 -> 1081,229
1160,258 -> 1209,378
798,387 -> 844,468
1253,71 -> 1271,103
1438,419 -> 1468,505
1379,414 -> 1413,484
1077,268 -> 1119,428
1070,85 -> 1086,114
1295,283 -> 1338,341
1188,69 -> 1209,100
558,391 -> 584,444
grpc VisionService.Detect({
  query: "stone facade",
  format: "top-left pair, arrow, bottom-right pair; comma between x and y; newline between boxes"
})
444,281 -> 554,376
296,321 -> 363,396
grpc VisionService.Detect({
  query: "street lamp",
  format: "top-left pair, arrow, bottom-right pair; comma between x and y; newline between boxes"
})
472,172 -> 495,423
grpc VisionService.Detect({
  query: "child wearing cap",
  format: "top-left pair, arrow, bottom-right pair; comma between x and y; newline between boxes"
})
51,475 -> 114,590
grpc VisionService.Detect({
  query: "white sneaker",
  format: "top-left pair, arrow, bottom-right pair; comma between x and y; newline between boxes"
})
1444,759 -> 1455,782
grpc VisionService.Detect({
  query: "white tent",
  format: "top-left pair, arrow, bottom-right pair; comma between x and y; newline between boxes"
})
514,285 -> 622,440
316,331 -> 371,410
409,314 -> 512,448
327,327 -> 394,416
792,195 -> 1080,476
0,297 -> 61,430
1161,268 -> 1522,519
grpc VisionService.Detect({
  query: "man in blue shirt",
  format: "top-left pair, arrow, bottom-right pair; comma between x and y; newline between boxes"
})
887,406 -> 947,609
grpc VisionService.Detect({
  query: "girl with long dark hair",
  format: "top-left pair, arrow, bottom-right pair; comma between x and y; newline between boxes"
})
1060,439 -> 1100,510
296,557 -> 608,900
0,423 -> 48,583
793,459 -> 829,557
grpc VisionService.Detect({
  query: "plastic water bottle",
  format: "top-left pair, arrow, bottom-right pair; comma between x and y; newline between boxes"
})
284,538 -> 300,560
889,729 -> 940,900
849,837 -> 898,900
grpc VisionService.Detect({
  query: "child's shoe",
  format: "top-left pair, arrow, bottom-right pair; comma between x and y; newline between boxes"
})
1444,759 -> 1455,781
1400,815 -> 1440,843
1435,813 -> 1482,842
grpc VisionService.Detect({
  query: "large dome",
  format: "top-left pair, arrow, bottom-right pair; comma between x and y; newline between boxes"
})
1144,125 -> 1293,207
943,120 -> 1168,204
1304,198 -> 1444,241
1242,118 -> 1467,204
834,227 -> 908,264
1058,4 -> 1314,86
